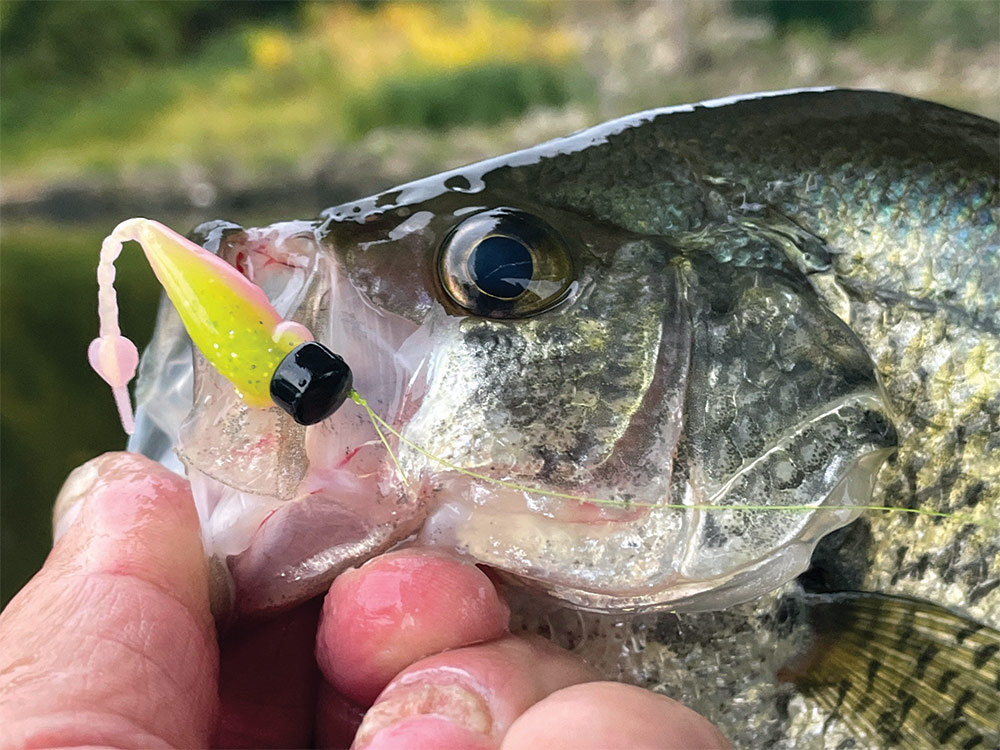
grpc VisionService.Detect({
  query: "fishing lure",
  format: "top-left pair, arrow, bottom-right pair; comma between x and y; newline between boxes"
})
90,218 -> 353,433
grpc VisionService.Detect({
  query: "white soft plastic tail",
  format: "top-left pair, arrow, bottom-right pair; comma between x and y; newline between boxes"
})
88,218 -> 146,435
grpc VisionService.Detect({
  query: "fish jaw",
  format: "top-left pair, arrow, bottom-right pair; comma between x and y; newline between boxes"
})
407,409 -> 894,615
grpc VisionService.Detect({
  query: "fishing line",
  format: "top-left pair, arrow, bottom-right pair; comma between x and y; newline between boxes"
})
89,219 -> 994,532
355,391 -> 409,488
350,390 -> 995,530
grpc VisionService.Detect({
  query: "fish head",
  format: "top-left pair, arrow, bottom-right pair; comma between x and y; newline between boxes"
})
133,93 -> 901,618
315,136 -> 897,613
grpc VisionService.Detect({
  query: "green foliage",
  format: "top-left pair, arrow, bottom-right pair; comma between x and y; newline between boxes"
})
871,0 -> 1000,50
0,2 -> 592,180
344,61 -> 590,136
0,0 -> 301,155
1,28 -> 257,173
764,0 -> 873,37
0,0 -> 301,89
733,0 -> 998,48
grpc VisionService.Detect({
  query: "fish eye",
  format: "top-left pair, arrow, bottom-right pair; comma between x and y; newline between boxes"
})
439,208 -> 574,318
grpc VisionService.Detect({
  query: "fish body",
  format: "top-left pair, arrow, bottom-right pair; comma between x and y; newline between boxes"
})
129,89 -> 999,746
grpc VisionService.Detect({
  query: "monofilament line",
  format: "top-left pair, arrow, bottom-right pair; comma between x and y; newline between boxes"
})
352,390 -> 409,488
349,389 -> 993,530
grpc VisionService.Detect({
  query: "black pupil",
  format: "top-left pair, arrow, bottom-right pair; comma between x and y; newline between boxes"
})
468,235 -> 533,299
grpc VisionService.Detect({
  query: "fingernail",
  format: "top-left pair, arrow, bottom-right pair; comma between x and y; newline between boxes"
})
52,454 -> 112,541
353,681 -> 491,749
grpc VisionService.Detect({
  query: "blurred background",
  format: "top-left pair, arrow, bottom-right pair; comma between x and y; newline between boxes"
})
2,0 -> 998,606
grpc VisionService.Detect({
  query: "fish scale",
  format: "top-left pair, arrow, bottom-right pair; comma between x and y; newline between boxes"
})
493,88 -> 999,627
127,89 -> 999,747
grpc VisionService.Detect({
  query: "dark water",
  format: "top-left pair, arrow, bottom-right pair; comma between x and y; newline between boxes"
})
0,222 -> 160,604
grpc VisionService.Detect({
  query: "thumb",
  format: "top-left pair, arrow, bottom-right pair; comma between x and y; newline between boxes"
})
0,452 -> 218,749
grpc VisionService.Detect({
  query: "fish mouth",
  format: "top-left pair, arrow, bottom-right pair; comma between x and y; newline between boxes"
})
401,398 -> 895,614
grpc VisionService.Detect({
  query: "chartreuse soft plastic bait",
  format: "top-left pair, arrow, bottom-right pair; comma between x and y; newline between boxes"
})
90,218 -> 352,434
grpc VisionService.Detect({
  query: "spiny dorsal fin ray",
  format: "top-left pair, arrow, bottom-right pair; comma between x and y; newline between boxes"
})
780,592 -> 999,749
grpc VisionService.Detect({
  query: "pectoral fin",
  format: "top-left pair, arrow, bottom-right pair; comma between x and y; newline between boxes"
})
779,592 -> 999,749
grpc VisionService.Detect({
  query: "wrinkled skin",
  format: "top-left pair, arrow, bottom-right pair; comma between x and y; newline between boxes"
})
130,89 -> 999,746
0,452 -> 730,750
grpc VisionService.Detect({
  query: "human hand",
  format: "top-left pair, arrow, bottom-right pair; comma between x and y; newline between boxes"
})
0,452 -> 729,749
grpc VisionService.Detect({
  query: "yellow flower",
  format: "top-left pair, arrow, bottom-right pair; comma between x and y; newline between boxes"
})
314,1 -> 579,81
249,29 -> 293,70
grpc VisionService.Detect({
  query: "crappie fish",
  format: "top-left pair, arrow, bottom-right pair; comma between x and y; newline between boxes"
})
126,89 -> 999,747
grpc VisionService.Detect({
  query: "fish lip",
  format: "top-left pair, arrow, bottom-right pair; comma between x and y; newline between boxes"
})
417,470 -> 655,526
404,383 -> 898,614
498,445 -> 896,615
